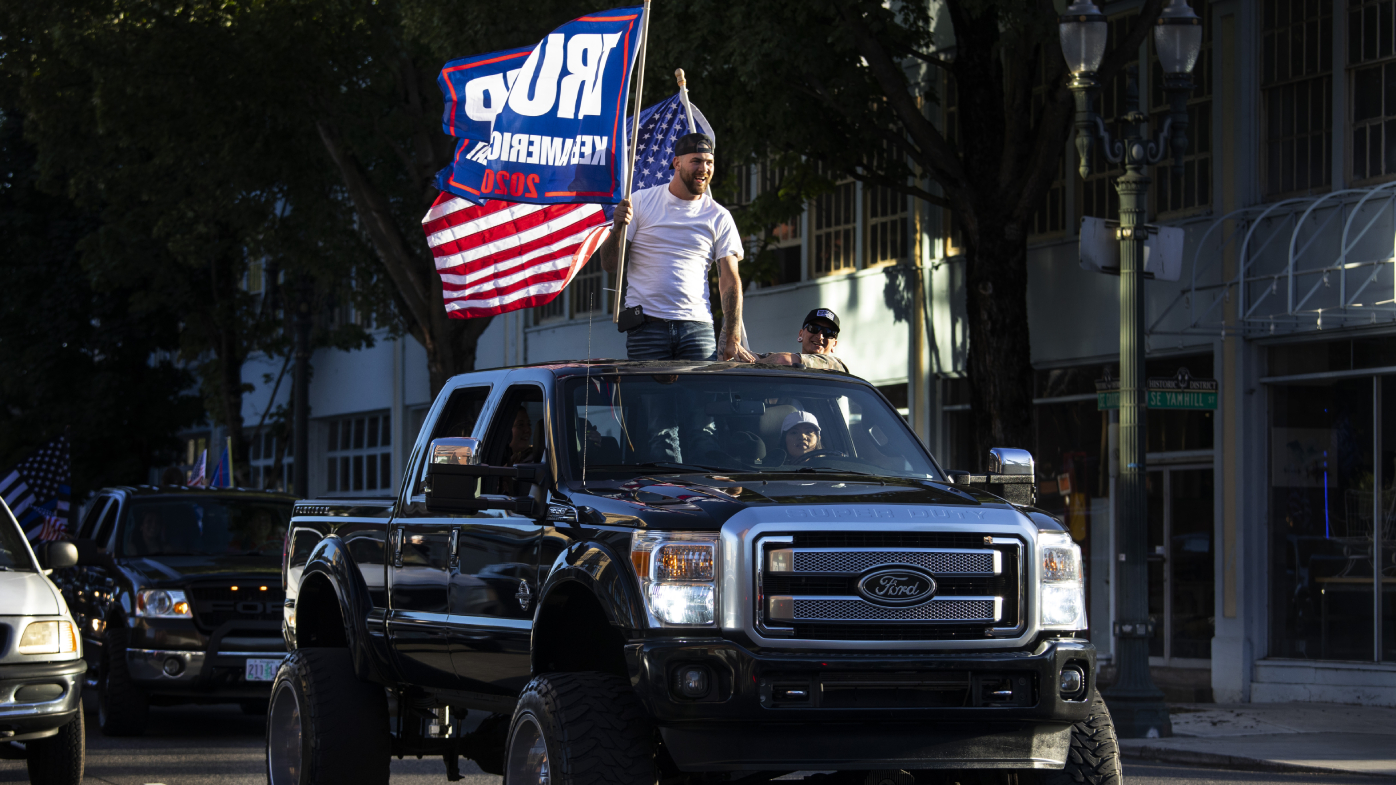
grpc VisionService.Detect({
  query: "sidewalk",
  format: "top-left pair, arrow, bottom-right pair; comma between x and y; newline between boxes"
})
1117,701 -> 1396,777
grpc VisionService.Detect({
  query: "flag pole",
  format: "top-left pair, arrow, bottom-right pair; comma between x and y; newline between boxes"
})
226,436 -> 234,488
613,0 -> 652,323
675,68 -> 697,134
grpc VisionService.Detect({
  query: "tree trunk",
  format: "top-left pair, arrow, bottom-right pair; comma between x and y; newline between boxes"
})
316,120 -> 493,398
961,218 -> 1036,468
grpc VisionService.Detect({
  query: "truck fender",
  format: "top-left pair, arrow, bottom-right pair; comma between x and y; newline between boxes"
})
297,536 -> 387,683
538,540 -> 648,632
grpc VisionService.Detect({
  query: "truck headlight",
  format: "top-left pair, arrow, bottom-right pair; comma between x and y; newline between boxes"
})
631,531 -> 718,626
136,589 -> 192,618
19,620 -> 79,655
1038,531 -> 1086,631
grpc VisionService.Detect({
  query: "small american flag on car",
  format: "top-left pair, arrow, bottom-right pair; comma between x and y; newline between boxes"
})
0,435 -> 72,543
422,93 -> 711,319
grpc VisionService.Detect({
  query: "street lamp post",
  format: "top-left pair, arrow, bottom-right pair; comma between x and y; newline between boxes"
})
1059,0 -> 1202,739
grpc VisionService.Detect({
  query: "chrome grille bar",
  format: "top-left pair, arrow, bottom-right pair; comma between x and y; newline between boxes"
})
769,595 -> 1002,623
771,547 -> 1001,575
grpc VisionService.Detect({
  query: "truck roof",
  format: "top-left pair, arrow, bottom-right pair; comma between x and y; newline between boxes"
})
450,359 -> 859,383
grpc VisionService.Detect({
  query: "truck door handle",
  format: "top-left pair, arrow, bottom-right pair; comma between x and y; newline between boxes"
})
392,529 -> 404,568
448,529 -> 460,571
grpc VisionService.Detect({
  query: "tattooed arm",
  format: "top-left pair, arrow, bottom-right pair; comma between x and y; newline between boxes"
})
717,254 -> 754,362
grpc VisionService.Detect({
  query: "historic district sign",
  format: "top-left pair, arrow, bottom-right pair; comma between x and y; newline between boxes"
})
1096,367 -> 1218,411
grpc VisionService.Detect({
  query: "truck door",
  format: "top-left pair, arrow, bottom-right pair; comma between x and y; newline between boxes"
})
66,494 -> 113,666
447,382 -> 545,697
389,384 -> 492,688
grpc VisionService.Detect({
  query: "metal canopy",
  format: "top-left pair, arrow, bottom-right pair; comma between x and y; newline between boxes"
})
1149,182 -> 1396,338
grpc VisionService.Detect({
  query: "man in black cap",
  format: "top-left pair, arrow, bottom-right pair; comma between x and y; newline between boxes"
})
600,132 -> 754,362
754,308 -> 849,373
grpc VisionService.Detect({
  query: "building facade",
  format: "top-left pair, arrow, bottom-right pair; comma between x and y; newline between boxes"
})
190,0 -> 1394,706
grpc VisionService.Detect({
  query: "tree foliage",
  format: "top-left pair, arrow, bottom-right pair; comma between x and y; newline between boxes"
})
0,93 -> 203,494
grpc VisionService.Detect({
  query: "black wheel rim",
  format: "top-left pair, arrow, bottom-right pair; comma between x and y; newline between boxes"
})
505,713 -> 550,785
266,680 -> 303,785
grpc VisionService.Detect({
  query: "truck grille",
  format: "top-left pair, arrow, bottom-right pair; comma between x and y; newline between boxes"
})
757,532 -> 1023,642
187,582 -> 285,633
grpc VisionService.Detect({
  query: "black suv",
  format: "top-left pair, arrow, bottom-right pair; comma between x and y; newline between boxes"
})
273,362 -> 1110,785
60,486 -> 293,735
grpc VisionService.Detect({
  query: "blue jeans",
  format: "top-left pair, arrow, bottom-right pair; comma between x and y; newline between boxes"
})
625,319 -> 717,361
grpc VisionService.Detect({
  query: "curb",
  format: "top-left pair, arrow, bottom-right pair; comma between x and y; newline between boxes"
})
1121,744 -> 1396,779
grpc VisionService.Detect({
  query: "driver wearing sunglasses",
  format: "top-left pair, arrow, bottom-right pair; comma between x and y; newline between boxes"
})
751,308 -> 849,373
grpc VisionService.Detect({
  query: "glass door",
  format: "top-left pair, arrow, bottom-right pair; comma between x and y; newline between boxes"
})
1147,465 -> 1216,664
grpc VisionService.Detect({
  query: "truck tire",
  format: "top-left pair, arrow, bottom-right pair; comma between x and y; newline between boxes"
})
97,624 -> 149,736
26,704 -> 84,785
504,672 -> 654,785
1039,691 -> 1121,785
266,648 -> 390,785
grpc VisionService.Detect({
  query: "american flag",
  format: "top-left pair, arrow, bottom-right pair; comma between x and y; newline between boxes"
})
423,93 -> 711,319
0,435 -> 72,543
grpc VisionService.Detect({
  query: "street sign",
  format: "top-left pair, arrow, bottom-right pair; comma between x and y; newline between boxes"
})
1078,216 -> 1185,281
1096,367 -> 1218,410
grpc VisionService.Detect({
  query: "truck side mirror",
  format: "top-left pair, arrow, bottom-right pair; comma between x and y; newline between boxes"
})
424,437 -> 543,518
950,449 -> 1037,506
988,448 -> 1034,477
37,540 -> 79,570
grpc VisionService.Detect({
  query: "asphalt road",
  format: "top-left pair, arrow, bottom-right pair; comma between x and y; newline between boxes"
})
2,694 -> 1392,785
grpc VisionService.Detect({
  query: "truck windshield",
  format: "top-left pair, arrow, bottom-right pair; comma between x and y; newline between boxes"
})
563,374 -> 944,480
119,497 -> 291,558
0,503 -> 34,571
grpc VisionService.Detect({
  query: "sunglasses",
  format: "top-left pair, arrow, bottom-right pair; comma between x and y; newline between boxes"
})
803,323 -> 838,338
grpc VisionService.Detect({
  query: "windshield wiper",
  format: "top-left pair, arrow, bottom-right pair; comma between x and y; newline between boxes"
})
793,467 -> 875,476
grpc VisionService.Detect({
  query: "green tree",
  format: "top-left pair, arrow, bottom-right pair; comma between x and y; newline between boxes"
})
646,0 -> 1162,456
0,95 -> 203,494
2,0 -> 380,482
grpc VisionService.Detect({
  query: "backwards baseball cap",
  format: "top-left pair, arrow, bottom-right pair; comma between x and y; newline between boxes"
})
803,308 -> 840,333
673,132 -> 715,157
780,411 -> 821,435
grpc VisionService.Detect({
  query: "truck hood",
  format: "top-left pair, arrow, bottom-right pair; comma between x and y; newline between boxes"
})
0,570 -> 62,616
568,473 -> 1015,530
119,553 -> 282,587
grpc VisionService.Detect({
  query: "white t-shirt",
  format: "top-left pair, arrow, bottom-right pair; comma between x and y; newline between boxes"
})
623,184 -> 744,322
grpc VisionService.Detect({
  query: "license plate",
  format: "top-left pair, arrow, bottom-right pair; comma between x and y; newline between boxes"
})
245,658 -> 282,682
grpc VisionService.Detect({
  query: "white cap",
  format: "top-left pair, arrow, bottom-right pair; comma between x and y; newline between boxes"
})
780,411 -> 820,434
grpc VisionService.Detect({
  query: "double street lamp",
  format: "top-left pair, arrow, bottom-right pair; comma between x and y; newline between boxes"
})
1058,0 -> 1203,739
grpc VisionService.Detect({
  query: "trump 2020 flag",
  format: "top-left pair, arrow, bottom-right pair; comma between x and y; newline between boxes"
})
438,47 -> 533,146
436,6 -> 645,206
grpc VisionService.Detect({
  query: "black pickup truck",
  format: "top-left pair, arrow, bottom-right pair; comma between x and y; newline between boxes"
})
272,361 -> 1112,785
60,486 -> 293,736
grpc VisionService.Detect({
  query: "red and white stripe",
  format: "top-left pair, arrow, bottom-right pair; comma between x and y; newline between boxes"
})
423,193 -> 612,319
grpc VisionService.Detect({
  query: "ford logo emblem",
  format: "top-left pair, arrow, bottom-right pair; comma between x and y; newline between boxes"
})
856,568 -> 936,606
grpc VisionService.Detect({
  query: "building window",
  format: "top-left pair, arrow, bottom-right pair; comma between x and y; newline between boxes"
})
1267,370 -> 1394,662
747,161 -> 804,287
812,172 -> 856,276
533,294 -> 565,325
245,260 -> 265,294
1261,0 -> 1333,197
1080,14 -> 1137,222
866,184 -> 908,266
324,413 -> 393,495
571,260 -> 606,318
1348,0 -> 1396,182
248,430 -> 292,491
1152,0 -> 1213,214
